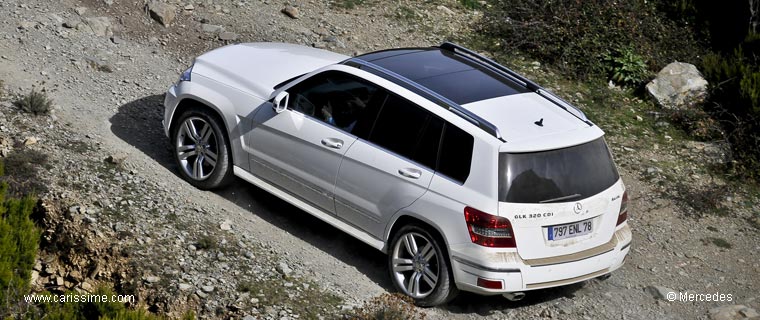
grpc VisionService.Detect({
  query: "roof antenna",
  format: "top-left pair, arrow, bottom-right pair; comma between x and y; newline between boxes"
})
534,118 -> 544,127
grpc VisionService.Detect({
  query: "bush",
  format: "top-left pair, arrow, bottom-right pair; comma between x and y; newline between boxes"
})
346,293 -> 426,320
14,88 -> 53,115
479,0 -> 702,81
0,159 -> 41,319
603,47 -> 650,88
701,43 -> 760,180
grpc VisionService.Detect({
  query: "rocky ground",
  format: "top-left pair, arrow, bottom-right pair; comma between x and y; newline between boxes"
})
0,0 -> 758,319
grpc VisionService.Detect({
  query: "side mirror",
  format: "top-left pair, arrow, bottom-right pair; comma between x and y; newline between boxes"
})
273,91 -> 289,113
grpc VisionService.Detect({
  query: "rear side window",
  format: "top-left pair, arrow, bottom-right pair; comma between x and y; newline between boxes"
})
437,124 -> 474,183
362,93 -> 474,183
498,138 -> 620,203
369,94 -> 442,166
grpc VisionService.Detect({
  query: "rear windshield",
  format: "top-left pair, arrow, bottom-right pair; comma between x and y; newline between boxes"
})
498,138 -> 619,203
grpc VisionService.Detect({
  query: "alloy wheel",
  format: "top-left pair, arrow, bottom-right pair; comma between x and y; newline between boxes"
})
391,232 -> 440,299
175,117 -> 219,181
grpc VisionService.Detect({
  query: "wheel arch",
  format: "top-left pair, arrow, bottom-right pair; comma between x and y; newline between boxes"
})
386,214 -> 451,257
169,96 -> 229,136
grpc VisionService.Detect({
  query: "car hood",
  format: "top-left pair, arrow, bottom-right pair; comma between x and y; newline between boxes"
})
463,93 -> 605,152
191,42 -> 349,99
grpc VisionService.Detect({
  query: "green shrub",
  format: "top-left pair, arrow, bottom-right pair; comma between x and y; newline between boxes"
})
479,0 -> 702,80
0,159 -> 41,319
459,0 -> 480,10
0,148 -> 49,198
701,44 -> 760,181
603,47 -> 650,88
13,88 -> 53,115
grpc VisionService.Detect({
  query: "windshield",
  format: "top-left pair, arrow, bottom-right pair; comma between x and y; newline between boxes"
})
498,138 -> 619,203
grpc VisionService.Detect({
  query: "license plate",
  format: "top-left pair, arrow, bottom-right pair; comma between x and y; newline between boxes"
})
548,218 -> 593,241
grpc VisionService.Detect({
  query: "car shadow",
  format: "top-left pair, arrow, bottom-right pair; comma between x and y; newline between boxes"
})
110,95 -> 390,287
110,95 -> 584,313
444,282 -> 587,316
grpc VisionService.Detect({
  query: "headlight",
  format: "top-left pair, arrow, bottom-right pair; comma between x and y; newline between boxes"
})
179,64 -> 193,82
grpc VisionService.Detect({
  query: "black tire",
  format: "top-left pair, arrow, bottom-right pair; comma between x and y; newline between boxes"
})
170,107 -> 234,190
388,224 -> 459,307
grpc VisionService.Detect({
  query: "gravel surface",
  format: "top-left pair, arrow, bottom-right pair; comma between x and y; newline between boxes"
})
0,0 -> 758,319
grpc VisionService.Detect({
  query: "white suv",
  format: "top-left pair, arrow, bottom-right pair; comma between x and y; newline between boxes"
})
163,42 -> 632,306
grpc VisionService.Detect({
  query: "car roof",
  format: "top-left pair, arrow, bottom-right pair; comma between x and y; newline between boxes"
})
350,45 -> 599,148
355,48 -> 529,105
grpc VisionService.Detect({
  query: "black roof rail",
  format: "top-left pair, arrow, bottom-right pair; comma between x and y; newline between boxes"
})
438,42 -> 593,126
344,58 -> 505,141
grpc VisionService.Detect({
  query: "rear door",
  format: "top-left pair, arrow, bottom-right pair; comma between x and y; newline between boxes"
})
334,94 -> 444,238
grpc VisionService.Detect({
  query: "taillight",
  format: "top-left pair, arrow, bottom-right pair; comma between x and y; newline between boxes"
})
464,207 -> 516,248
616,191 -> 628,226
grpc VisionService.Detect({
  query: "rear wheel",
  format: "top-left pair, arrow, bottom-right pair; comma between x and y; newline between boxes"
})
171,108 -> 234,189
388,224 -> 458,306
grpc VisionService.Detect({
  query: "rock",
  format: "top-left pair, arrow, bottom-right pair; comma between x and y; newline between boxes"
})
276,262 -> 292,276
148,1 -> 176,26
219,31 -> 238,41
55,276 -> 65,286
201,23 -> 224,33
62,21 -> 79,29
644,285 -> 674,300
281,6 -> 299,19
313,27 -> 329,36
179,283 -> 193,291
111,36 -> 123,44
323,35 -> 345,48
106,153 -> 127,165
18,21 -> 36,30
144,275 -> 160,283
220,220 -> 232,231
437,5 -> 455,15
646,62 -> 708,111
23,137 -> 39,146
82,17 -> 113,37
102,0 -> 113,6
81,281 -> 93,292
196,290 -> 208,299
74,7 -> 88,15
201,285 -> 215,293
184,4 -> 195,11
709,305 -> 760,320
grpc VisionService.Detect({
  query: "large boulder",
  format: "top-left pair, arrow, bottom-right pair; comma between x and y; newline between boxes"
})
646,62 -> 708,111
148,1 -> 176,27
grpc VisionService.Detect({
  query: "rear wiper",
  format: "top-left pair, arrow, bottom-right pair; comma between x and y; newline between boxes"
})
539,194 -> 581,203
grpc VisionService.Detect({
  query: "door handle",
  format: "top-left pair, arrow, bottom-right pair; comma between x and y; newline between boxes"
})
398,168 -> 422,179
321,138 -> 344,149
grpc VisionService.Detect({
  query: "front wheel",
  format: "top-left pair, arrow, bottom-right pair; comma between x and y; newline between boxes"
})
388,224 -> 458,306
171,108 -> 234,189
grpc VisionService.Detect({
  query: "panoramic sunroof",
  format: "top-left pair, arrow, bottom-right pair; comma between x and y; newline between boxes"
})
357,48 -> 528,105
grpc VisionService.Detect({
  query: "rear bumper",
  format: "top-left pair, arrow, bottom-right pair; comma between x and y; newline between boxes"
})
450,223 -> 631,295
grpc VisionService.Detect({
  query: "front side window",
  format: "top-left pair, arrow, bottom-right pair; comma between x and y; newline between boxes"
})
286,71 -> 385,138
